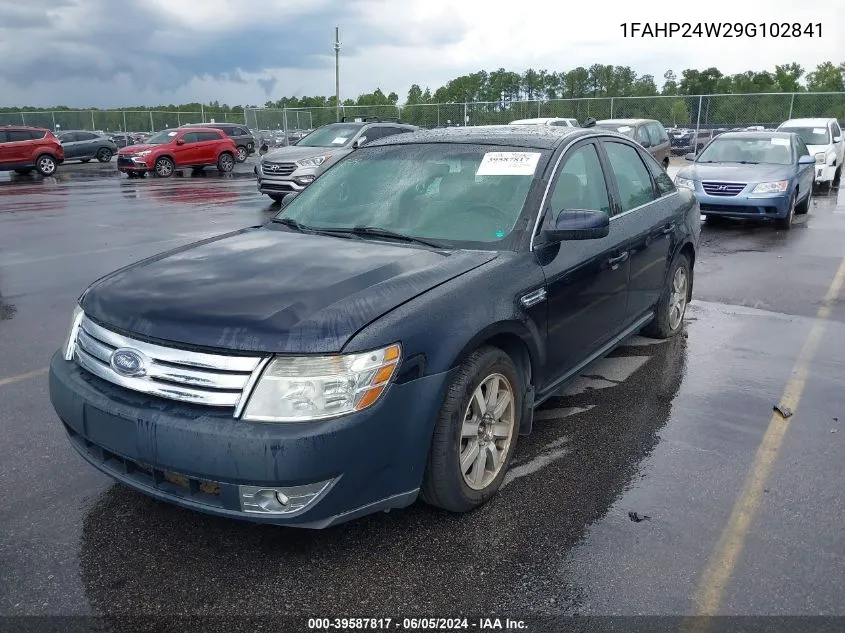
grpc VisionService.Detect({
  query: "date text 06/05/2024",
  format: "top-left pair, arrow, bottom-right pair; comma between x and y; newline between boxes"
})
620,22 -> 822,38
307,618 -> 528,630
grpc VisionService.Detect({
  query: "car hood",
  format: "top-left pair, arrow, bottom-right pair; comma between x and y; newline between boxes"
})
806,144 -> 834,155
81,226 -> 497,354
262,146 -> 350,161
118,144 -> 160,154
678,162 -> 794,183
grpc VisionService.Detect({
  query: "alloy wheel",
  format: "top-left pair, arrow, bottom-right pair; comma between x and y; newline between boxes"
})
668,267 -> 688,331
38,156 -> 56,175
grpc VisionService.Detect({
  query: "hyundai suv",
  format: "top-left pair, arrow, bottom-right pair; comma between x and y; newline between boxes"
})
256,119 -> 418,201
183,123 -> 255,163
117,127 -> 237,178
57,130 -> 118,163
50,125 -> 698,528
0,126 -> 64,176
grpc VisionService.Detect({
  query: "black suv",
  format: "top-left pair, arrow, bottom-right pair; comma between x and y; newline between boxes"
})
183,123 -> 255,162
50,125 -> 699,528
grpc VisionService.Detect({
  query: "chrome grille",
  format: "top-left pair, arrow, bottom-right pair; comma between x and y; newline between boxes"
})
72,316 -> 266,411
262,162 -> 296,176
702,181 -> 746,197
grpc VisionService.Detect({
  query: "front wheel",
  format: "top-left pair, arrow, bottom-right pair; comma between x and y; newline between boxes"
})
774,192 -> 796,230
642,252 -> 691,339
154,157 -> 174,177
795,190 -> 811,215
35,154 -> 57,176
268,194 -> 286,203
97,148 -> 113,162
235,146 -> 248,162
421,346 -> 521,513
217,152 -> 235,173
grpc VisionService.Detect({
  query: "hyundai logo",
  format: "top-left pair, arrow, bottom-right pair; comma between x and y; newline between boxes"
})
717,185 -> 728,191
265,163 -> 281,171
110,348 -> 147,377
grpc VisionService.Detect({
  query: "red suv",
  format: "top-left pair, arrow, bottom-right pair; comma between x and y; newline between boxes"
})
117,127 -> 238,178
0,126 -> 64,176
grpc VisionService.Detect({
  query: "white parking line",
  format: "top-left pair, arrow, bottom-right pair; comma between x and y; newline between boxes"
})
502,445 -> 571,489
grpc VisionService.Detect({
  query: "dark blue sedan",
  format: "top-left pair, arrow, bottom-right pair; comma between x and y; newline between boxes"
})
674,131 -> 815,229
49,126 -> 699,528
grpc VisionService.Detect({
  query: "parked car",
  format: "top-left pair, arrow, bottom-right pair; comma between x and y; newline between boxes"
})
182,122 -> 255,163
50,125 -> 698,528
595,119 -> 671,168
0,125 -> 64,176
669,128 -> 713,155
509,117 -> 579,127
116,127 -> 237,178
110,134 -> 136,149
675,131 -> 814,229
256,119 -> 418,201
776,118 -> 844,187
57,130 -> 117,163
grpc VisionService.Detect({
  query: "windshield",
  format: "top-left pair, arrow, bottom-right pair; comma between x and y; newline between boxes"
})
295,123 -> 363,147
779,126 -> 831,146
145,130 -> 179,144
596,123 -> 635,138
696,136 -> 793,165
275,143 -> 547,249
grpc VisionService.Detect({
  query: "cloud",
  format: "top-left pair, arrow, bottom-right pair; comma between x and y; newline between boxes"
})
0,0 -> 840,108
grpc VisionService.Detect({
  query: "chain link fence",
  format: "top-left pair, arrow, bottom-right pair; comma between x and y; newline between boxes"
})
3,93 -> 844,135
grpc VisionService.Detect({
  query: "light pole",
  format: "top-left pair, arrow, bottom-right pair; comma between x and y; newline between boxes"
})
334,27 -> 341,122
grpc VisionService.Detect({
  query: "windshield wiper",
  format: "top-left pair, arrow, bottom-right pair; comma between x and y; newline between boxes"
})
272,217 -> 312,232
322,226 -> 442,248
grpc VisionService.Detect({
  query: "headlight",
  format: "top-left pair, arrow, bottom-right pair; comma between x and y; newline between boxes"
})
136,150 -> 152,157
751,180 -> 789,194
674,176 -> 695,190
815,152 -> 826,165
242,343 -> 402,422
62,305 -> 85,361
295,155 -> 329,168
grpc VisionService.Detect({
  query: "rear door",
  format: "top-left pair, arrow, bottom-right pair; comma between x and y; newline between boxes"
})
540,139 -> 630,380
600,139 -> 675,324
78,131 -> 100,158
5,130 -> 39,163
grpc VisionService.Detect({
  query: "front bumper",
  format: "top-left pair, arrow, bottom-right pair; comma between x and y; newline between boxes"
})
117,155 -> 152,172
814,163 -> 836,184
255,164 -> 320,196
49,352 -> 452,528
695,190 -> 792,219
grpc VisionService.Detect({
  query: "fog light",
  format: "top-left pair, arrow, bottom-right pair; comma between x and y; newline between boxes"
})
239,479 -> 334,515
294,175 -> 315,186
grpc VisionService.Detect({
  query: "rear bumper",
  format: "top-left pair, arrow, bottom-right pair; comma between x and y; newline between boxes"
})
696,191 -> 791,219
49,352 -> 452,528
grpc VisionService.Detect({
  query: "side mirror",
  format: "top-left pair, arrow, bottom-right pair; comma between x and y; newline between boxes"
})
353,136 -> 367,149
281,192 -> 299,207
684,152 -> 696,161
541,209 -> 609,243
176,138 -> 185,145
639,139 -> 651,148
798,155 -> 816,165
834,135 -> 842,143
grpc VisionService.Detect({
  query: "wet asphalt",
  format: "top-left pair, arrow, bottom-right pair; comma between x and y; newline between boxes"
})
1,157 -> 844,626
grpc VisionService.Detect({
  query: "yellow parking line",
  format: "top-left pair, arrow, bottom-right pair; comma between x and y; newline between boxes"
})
689,256 -> 845,620
0,367 -> 48,387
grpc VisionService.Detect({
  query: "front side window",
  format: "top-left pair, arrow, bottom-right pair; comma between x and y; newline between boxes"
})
146,130 -> 179,144
548,144 -> 611,216
276,143 -> 549,249
603,141 -> 658,212
296,123 -> 364,148
642,150 -> 675,196
636,125 -> 651,146
180,132 -> 199,143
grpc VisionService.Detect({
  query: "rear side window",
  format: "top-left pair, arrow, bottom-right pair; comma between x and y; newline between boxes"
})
196,131 -> 222,141
7,130 -> 36,142
0,131 -> 7,143
77,132 -> 98,141
636,125 -> 651,146
603,141 -> 659,212
646,123 -> 665,146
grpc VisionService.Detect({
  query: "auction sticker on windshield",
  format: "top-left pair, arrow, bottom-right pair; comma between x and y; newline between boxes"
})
771,138 -> 790,146
476,152 -> 541,176
332,137 -> 349,144
813,128 -> 825,134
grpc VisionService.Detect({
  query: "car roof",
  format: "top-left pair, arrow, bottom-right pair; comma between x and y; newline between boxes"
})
779,118 -> 836,127
369,125 -> 594,149
596,118 -> 656,125
184,122 -> 245,127
510,117 -> 575,125
0,124 -> 49,131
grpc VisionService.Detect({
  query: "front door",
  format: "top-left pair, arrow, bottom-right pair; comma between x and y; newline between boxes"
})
539,140 -> 631,385
172,131 -> 199,166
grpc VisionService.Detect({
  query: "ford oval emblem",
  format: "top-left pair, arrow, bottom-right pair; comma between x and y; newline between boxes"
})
110,348 -> 147,377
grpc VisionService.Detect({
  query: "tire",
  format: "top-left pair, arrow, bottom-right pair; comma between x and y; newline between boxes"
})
774,192 -> 796,230
795,189 -> 811,215
235,146 -> 248,163
704,214 -> 722,225
126,171 -> 142,179
35,154 -> 57,176
642,252 -> 691,339
662,157 -> 670,170
421,346 -> 522,513
834,165 -> 842,185
268,194 -> 286,203
154,156 -> 174,178
217,152 -> 235,173
96,148 -> 113,162
80,158 -> 91,163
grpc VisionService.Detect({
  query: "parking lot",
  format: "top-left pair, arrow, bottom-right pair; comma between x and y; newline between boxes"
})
1,157 -> 845,625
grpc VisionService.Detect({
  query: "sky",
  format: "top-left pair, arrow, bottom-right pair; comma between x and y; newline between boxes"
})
0,0 -> 842,108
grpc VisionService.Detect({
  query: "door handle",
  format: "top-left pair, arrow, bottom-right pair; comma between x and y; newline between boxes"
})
607,252 -> 629,267
661,224 -> 675,235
